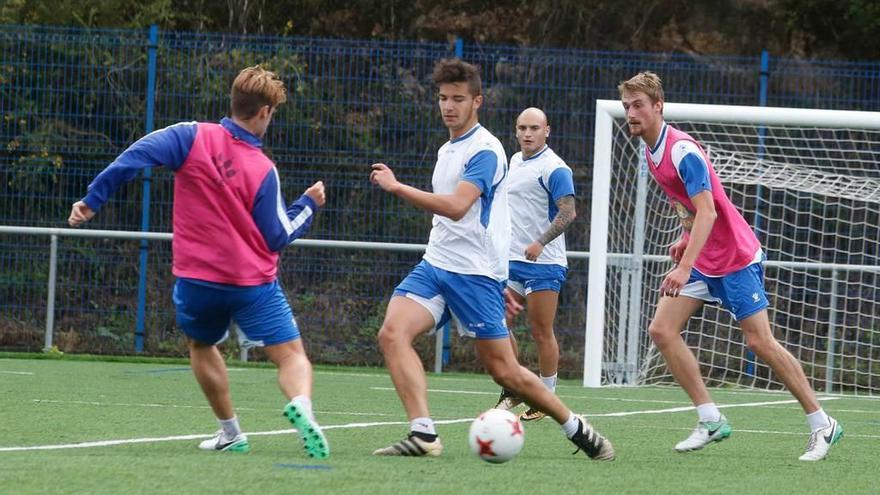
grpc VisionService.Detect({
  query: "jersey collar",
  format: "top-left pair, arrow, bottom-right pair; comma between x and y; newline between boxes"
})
221,117 -> 263,148
648,122 -> 668,163
450,123 -> 481,144
523,144 -> 549,162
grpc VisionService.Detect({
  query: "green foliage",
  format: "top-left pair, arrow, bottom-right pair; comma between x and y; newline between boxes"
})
3,0 -> 878,59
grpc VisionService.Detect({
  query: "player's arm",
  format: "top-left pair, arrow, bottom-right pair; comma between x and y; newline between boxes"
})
370,149 -> 498,221
252,168 -> 325,252
677,191 -> 716,270
526,167 -> 576,261
68,122 -> 196,226
661,144 -> 716,296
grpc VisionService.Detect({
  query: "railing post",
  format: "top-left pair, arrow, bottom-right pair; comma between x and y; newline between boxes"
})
826,269 -> 840,394
135,24 -> 159,353
454,37 -> 463,58
746,50 -> 770,377
44,234 -> 58,350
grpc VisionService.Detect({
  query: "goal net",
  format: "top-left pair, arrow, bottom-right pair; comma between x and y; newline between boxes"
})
585,101 -> 880,395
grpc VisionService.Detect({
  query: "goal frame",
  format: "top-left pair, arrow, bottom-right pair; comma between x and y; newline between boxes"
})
585,100 -> 880,387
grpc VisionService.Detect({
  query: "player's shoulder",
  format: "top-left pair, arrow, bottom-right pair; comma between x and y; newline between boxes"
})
670,138 -> 705,163
473,125 -> 504,148
467,127 -> 506,158
509,151 -> 524,165
540,147 -> 571,173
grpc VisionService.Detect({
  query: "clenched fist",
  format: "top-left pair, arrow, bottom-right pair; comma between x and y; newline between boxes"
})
304,181 -> 326,207
68,201 -> 95,227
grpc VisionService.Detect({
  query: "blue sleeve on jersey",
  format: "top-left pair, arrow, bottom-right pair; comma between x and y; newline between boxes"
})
82,122 -> 197,211
251,169 -> 318,252
548,167 -> 575,201
678,152 -> 712,197
461,149 -> 498,194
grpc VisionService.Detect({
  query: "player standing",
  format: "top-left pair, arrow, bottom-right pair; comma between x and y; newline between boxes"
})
619,71 -> 842,461
68,65 -> 330,458
493,108 -> 576,423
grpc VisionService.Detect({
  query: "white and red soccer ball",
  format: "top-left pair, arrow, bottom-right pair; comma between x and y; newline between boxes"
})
468,408 -> 525,463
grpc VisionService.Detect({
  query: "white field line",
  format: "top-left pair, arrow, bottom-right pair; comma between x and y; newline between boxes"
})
595,397 -> 838,417
632,424 -> 880,440
29,399 -> 396,416
760,405 -> 879,414
0,371 -> 34,375
369,387 -> 685,405
0,397 -> 844,453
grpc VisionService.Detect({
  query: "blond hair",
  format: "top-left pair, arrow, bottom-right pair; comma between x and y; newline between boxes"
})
618,71 -> 664,104
230,65 -> 287,119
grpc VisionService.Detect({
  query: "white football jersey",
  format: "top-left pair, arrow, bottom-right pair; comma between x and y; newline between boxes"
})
507,146 -> 574,267
423,124 -> 510,281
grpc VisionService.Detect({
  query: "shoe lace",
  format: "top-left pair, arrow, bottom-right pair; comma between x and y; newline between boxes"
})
804,431 -> 818,451
570,423 -> 601,456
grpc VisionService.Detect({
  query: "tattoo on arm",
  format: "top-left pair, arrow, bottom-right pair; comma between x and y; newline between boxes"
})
537,196 -> 576,246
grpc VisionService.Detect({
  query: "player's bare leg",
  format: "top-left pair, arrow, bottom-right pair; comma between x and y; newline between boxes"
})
476,337 -> 614,460
265,340 -> 329,459
519,290 -> 560,421
189,340 -> 249,452
648,296 -> 731,452
739,310 -> 842,460
373,296 -> 443,456
494,290 -> 526,412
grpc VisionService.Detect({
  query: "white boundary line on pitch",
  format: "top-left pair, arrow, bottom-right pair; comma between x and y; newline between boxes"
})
632,424 -> 880,440
28,399 -> 397,416
0,371 -> 34,375
0,397 -> 843,452
369,386 -> 686,405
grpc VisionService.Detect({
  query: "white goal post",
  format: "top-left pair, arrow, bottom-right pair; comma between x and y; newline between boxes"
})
585,100 -> 880,393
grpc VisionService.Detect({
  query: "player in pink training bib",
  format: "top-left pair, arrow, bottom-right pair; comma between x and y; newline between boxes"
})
68,66 -> 329,459
619,71 -> 842,461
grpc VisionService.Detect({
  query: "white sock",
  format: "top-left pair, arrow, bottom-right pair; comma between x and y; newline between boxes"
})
540,373 -> 558,392
410,417 -> 437,436
218,416 -> 242,438
290,395 -> 314,420
561,412 -> 580,438
806,408 -> 831,432
695,402 -> 721,423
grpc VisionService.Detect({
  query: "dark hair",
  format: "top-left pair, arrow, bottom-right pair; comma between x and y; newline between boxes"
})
431,58 -> 482,96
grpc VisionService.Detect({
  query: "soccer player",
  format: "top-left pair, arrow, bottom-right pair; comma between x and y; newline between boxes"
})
67,65 -> 330,458
618,71 -> 842,461
493,108 -> 576,422
369,58 -> 614,460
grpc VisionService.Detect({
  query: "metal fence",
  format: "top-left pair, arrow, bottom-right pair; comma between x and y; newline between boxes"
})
2,24 -> 879,374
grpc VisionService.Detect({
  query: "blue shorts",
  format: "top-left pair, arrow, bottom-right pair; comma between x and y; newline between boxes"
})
680,263 -> 769,321
393,260 -> 509,340
507,261 -> 568,296
173,278 -> 300,346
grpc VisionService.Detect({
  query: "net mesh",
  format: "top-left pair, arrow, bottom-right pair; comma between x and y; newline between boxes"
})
602,116 -> 880,395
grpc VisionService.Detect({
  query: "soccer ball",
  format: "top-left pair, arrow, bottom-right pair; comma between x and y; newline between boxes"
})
468,408 -> 525,463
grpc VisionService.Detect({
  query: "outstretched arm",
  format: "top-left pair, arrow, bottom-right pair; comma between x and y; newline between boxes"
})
370,149 -> 498,221
68,122 -> 196,227
371,163 -> 481,220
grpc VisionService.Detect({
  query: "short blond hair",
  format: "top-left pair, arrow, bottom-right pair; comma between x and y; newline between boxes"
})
618,71 -> 664,104
230,65 -> 287,119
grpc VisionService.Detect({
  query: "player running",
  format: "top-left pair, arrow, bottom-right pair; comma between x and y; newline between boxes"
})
68,65 -> 330,459
369,58 -> 614,461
